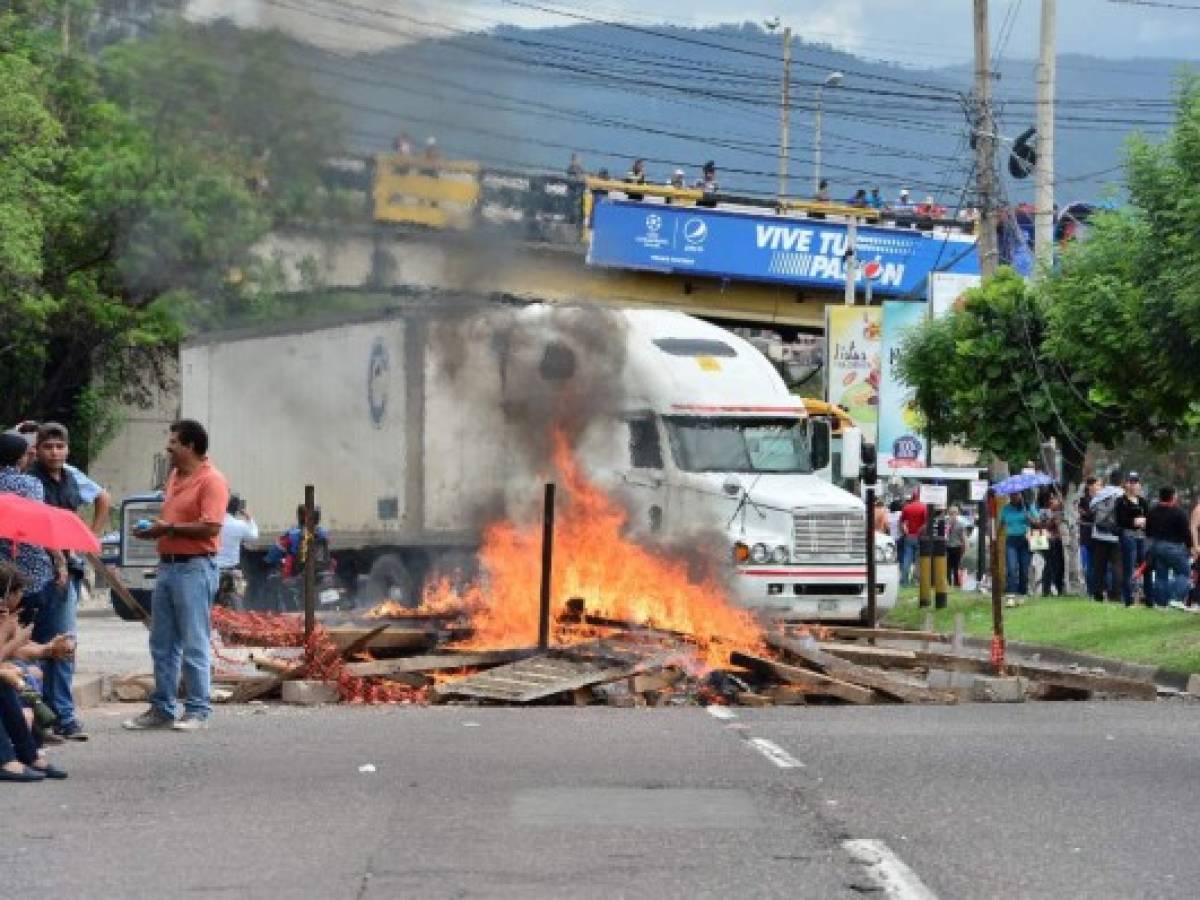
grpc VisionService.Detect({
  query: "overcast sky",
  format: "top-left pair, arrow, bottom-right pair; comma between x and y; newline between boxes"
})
190,1 -> 1200,63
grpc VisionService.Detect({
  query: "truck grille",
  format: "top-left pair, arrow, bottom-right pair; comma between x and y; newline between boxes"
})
792,510 -> 866,563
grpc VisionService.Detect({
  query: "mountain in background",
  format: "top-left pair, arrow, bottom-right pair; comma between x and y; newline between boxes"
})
299,21 -> 1188,205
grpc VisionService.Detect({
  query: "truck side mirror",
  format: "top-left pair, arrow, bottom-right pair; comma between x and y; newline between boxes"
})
840,427 -> 863,480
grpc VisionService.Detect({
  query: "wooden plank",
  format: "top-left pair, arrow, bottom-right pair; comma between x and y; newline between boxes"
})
344,649 -> 536,678
822,626 -> 950,643
763,685 -> 809,706
817,642 -> 921,669
325,626 -> 433,653
909,649 -> 1157,700
736,691 -> 774,707
338,624 -> 390,660
432,655 -> 635,703
226,653 -> 317,703
628,669 -> 683,694
87,553 -> 150,628
768,635 -> 956,705
730,651 -> 875,705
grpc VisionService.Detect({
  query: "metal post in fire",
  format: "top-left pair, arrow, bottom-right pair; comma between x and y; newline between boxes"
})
538,483 -> 556,651
303,484 -> 316,642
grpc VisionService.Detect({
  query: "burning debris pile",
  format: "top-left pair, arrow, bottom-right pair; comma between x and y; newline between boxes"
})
105,430 -> 1166,708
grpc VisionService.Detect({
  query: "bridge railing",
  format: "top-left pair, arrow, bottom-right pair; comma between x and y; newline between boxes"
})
320,153 -> 976,240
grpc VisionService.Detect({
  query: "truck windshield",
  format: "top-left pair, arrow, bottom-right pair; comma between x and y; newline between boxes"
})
664,417 -> 814,473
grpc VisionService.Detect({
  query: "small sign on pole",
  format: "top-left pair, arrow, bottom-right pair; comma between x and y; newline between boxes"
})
969,479 -> 989,502
919,484 -> 948,507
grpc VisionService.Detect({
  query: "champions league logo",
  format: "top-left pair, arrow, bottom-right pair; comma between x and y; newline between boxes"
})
892,434 -> 923,466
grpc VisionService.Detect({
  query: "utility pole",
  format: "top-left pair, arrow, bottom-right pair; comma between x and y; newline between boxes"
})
973,0 -> 1000,277
1034,0 -> 1057,275
777,27 -> 793,200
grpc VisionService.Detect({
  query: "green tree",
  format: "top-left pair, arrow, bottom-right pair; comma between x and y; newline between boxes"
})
0,9 -> 339,461
898,269 -> 1116,483
1042,77 -> 1200,435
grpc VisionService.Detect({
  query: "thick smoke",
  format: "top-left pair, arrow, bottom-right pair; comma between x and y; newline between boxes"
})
427,303 -> 630,526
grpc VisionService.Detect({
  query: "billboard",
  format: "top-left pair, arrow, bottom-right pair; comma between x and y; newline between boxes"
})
588,199 -> 980,298
878,301 -> 929,474
929,271 -> 982,317
825,306 -> 882,442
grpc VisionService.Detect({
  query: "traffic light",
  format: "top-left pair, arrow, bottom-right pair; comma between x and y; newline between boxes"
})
861,442 -> 878,486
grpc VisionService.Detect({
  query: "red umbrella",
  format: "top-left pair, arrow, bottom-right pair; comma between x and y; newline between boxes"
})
0,492 -> 101,553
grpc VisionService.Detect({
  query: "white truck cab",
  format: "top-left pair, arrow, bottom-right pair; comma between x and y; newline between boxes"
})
589,310 -> 899,622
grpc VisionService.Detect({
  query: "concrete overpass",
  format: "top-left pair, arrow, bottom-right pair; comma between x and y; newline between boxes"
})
256,223 -> 834,330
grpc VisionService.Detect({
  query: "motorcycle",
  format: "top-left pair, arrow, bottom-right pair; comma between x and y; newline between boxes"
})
264,567 -> 354,613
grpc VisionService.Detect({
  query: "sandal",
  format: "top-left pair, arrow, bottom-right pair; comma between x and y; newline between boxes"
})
0,766 -> 46,782
31,763 -> 67,780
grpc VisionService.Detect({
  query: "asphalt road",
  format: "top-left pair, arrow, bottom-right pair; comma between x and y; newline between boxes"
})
4,696 -> 1200,900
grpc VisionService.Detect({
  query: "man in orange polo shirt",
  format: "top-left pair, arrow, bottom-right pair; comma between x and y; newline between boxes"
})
124,419 -> 229,732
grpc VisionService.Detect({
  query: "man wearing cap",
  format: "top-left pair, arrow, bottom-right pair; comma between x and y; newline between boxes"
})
1115,472 -> 1150,607
124,419 -> 228,732
25,422 -> 111,740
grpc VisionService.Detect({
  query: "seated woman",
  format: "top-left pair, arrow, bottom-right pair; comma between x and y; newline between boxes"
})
0,563 -> 67,782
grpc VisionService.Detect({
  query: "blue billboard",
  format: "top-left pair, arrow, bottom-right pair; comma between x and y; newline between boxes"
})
587,199 -> 979,297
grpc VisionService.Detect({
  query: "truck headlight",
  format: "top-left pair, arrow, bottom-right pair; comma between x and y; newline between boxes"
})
771,545 -> 789,564
876,542 -> 898,564
750,543 -> 770,564
733,542 -> 750,564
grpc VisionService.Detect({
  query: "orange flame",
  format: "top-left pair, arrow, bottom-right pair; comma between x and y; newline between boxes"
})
421,431 -> 763,666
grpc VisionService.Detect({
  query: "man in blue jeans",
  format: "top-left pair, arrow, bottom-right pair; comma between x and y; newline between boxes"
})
1145,485 -> 1194,606
124,419 -> 228,733
26,422 -> 111,741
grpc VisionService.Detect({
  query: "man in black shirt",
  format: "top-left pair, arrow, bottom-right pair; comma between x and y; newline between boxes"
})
1115,472 -> 1150,607
1146,485 -> 1194,607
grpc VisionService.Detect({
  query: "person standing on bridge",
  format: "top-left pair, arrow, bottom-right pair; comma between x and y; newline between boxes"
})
125,420 -> 228,732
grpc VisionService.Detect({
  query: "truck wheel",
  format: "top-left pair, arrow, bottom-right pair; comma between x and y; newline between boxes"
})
364,555 -> 416,608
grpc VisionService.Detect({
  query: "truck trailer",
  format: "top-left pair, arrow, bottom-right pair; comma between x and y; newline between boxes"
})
117,300 -> 898,622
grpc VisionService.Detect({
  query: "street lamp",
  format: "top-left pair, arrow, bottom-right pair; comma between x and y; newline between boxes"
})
813,71 -> 844,195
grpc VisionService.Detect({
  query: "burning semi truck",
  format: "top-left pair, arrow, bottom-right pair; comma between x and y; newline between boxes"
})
117,301 -> 897,626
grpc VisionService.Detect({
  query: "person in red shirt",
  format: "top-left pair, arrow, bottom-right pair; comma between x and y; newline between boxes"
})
898,491 -> 928,585
125,420 -> 229,732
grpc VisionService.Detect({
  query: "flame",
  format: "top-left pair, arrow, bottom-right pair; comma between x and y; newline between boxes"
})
421,431 -> 763,666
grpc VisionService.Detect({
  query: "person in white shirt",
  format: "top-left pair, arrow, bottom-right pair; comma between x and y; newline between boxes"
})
215,495 -> 258,571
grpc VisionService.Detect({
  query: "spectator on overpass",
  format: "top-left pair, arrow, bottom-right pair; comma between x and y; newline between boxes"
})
393,131 -> 412,156
815,179 -> 831,202
626,158 -> 647,200
567,152 -> 585,179
869,187 -> 884,210
849,189 -> 869,208
695,161 -> 718,206
668,169 -> 686,189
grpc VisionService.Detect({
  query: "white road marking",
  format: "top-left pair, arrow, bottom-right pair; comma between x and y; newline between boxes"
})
748,737 -> 804,769
843,839 -> 939,900
706,705 -> 736,720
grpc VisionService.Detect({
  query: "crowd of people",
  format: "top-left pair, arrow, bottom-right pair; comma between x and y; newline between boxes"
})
1077,470 -> 1196,608
884,467 -> 1200,609
0,421 -> 112,782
